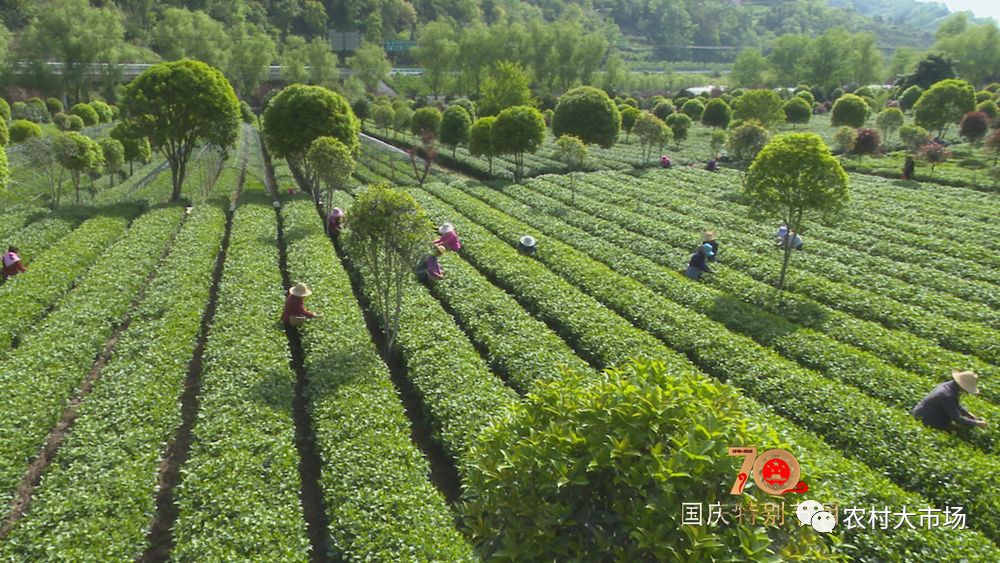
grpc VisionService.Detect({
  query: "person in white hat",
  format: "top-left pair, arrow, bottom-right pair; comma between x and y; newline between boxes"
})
281,282 -> 320,327
433,223 -> 462,252
1,246 -> 27,283
912,371 -> 987,430
517,235 -> 537,256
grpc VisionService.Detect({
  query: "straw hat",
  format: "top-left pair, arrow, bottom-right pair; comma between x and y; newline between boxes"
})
702,231 -> 717,242
519,235 -> 536,247
331,207 -> 344,218
952,370 -> 980,395
289,282 -> 312,297
439,223 -> 454,234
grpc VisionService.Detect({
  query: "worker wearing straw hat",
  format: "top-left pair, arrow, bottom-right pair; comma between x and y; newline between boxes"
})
433,223 -> 461,252
912,371 -> 987,430
517,235 -> 537,256
702,231 -> 719,261
282,282 -> 320,327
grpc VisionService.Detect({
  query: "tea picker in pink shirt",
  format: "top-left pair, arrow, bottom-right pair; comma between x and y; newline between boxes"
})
433,223 -> 461,252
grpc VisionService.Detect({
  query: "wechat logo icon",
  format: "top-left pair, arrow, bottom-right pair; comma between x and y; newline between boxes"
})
796,500 -> 837,533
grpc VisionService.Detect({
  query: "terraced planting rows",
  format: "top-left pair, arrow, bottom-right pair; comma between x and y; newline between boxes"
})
0,202 -> 228,559
403,185 -> 1000,561
415,180 -> 1000,544
0,206 -> 185,512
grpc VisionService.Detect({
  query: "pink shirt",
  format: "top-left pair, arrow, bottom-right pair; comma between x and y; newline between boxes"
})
434,231 -> 461,251
427,255 -> 443,279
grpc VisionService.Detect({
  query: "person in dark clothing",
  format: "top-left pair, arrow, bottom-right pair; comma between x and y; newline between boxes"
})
912,371 -> 987,430
659,155 -> 672,169
706,158 -> 719,172
902,156 -> 915,181
685,245 -> 715,280
416,245 -> 446,282
517,235 -> 537,255
702,231 -> 718,261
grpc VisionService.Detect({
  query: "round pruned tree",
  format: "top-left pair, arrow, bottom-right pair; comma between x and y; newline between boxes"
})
680,98 -> 704,121
652,100 -> 675,121
552,86 -> 621,149
634,112 -> 670,161
554,134 -> 588,201
492,106 -> 546,182
352,98 -> 370,126
110,122 -> 152,176
469,116 -> 497,175
913,79 -> 976,138
733,90 -> 785,128
99,137 -> 125,187
701,98 -> 732,129
90,100 -> 113,123
45,97 -> 63,116
831,94 -> 869,128
71,103 -> 99,127
372,104 -> 395,138
853,128 -> 881,155
899,124 -> 931,154
959,111 -> 990,145
898,85 -> 923,112
665,113 -> 692,147
976,100 -> 998,124
263,83 -> 359,195
875,108 -> 905,145
440,104 -> 472,157
619,105 -> 641,142
783,97 -> 812,127
55,131 -> 104,203
307,136 -> 355,213
123,60 -> 240,201
0,99 -> 10,124
344,184 -> 433,355
66,115 -> 84,131
726,122 -> 768,164
744,133 -> 848,291
411,106 -> 442,138
9,120 -> 41,144
919,142 -> 951,177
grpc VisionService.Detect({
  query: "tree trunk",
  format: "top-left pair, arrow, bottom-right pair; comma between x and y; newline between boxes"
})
778,242 -> 793,292
169,158 -> 187,202
74,171 -> 81,204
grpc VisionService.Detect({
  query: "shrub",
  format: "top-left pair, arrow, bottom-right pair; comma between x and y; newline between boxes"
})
680,98 -> 704,121
701,98 -> 732,129
795,90 -> 815,105
0,99 -> 9,123
26,97 -> 49,122
783,97 -> 812,126
67,115 -> 85,131
10,101 -> 29,122
913,78 -> 976,138
726,121 -> 769,163
918,142 -> 951,175
240,100 -> 254,123
71,103 -> 99,127
9,119 -> 42,143
461,360 -> 824,561
52,113 -> 70,130
0,119 -> 8,147
45,97 -> 63,115
834,126 -> 857,154
652,100 -> 675,121
664,112 -> 692,145
830,87 -> 844,101
853,128 -> 881,155
975,90 -> 994,103
732,90 -> 785,128
552,86 -> 621,148
831,94 -> 869,128
875,108 -> 905,144
958,111 -> 990,144
899,85 -> 923,111
440,104 -> 472,156
89,101 -> 113,123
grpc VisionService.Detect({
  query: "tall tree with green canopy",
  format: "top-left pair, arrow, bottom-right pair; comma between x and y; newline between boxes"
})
227,23 -> 276,99
730,48 -> 770,88
372,103 -> 395,138
344,183 -> 433,354
413,21 -> 458,95
898,54 -> 957,90
478,61 -> 534,117
935,22 -> 1000,87
768,35 -> 810,86
914,79 -> 976,138
468,116 -> 497,175
110,123 -> 152,175
733,90 -> 785,128
701,98 -> 732,129
307,136 -> 355,213
348,41 -> 392,93
55,132 -> 103,204
440,105 -> 472,157
850,32 -> 884,86
492,106 -> 546,182
551,86 -> 621,149
619,105 -> 641,142
801,27 -> 852,89
263,84 -> 360,192
17,0 -> 124,102
554,134 -> 588,202
744,133 -> 849,291
783,97 -> 812,127
122,60 -> 240,202
634,112 -> 670,161
152,7 -> 229,70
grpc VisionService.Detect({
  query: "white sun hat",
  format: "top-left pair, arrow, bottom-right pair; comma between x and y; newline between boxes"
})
289,282 -> 312,298
439,223 -> 455,234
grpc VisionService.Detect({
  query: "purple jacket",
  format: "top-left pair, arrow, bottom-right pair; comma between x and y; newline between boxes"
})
434,231 -> 461,252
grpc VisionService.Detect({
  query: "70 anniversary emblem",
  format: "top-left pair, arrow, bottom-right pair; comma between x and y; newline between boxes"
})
728,447 -> 808,496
